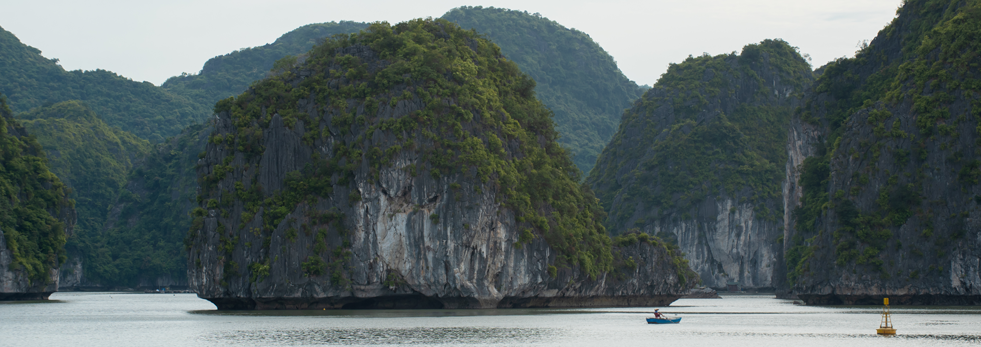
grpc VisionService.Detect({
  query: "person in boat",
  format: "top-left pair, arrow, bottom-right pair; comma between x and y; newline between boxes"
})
654,309 -> 664,319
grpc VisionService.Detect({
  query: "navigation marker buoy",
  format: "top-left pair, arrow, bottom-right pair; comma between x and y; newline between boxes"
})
876,297 -> 896,335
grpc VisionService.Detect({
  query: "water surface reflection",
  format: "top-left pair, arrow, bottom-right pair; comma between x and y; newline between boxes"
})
204,327 -> 553,345
0,293 -> 978,346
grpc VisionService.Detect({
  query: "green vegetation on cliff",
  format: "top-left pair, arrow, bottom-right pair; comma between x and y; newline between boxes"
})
442,7 -> 646,175
788,0 -> 981,286
195,18 -> 682,279
162,21 -> 370,112
587,40 -> 812,232
17,101 -> 152,285
0,95 -> 71,284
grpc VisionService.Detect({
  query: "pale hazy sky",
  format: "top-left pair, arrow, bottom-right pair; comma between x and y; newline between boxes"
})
1,0 -> 903,86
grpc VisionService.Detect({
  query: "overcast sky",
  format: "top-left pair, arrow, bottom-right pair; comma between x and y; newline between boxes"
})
1,0 -> 903,86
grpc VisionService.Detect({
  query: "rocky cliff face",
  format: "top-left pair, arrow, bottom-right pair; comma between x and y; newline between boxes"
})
0,96 -> 76,300
648,201 -> 782,290
785,0 -> 981,305
586,40 -> 813,290
0,227 -> 57,300
0,26 -> 209,142
777,102 -> 822,297
56,256 -> 86,290
186,19 -> 696,309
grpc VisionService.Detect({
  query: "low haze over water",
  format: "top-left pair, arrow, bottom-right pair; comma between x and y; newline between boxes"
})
1,294 -> 979,346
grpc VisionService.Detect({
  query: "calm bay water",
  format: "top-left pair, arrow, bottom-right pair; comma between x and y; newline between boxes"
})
1,293 -> 979,346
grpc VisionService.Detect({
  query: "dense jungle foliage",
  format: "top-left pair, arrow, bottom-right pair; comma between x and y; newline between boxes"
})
17,101 -> 153,285
92,123 -> 211,287
442,7 -> 646,175
197,18 -> 684,280
787,0 -> 981,285
0,26 -> 209,142
0,94 -> 71,284
586,40 -> 812,232
162,21 -> 370,111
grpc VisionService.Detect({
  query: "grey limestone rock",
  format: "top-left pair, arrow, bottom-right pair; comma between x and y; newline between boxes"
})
0,226 -> 57,300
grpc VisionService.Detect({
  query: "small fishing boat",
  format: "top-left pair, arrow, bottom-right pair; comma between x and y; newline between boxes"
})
646,316 -> 682,324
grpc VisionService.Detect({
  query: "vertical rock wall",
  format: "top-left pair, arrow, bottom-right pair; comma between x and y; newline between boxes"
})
777,109 -> 822,296
647,198 -> 781,290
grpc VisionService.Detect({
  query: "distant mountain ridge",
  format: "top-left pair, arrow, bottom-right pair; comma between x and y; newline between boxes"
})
0,26 -> 207,142
161,21 -> 371,112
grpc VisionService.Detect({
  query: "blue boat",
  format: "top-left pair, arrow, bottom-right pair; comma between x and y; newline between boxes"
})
646,317 -> 682,324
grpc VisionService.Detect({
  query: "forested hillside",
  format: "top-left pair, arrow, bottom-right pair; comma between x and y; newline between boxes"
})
162,21 -> 369,110
17,101 -> 152,287
95,123 -> 212,288
443,7 -> 646,174
0,27 -> 207,142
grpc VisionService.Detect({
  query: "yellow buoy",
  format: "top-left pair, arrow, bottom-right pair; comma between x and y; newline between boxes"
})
876,297 -> 896,335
